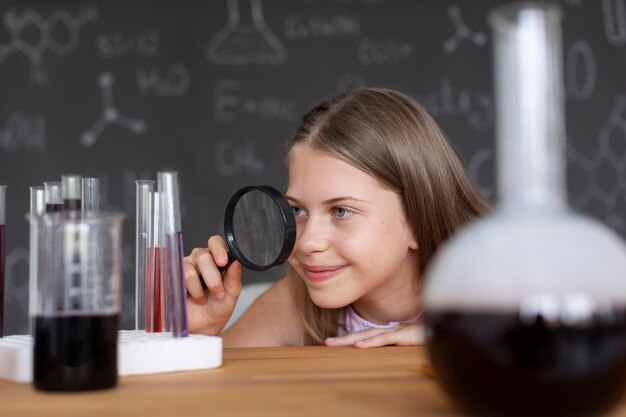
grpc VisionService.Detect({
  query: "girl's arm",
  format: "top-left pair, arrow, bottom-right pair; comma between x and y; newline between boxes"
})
222,276 -> 304,347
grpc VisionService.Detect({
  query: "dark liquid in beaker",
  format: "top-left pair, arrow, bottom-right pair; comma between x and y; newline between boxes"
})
425,310 -> 626,417
34,314 -> 119,391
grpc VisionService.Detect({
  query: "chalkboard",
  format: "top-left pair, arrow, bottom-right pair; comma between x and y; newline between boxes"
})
1,0 -> 625,334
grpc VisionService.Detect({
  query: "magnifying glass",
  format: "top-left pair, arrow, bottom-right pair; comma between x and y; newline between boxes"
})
222,185 -> 296,271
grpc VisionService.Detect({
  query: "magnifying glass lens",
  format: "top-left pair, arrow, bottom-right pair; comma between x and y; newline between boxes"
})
231,189 -> 289,268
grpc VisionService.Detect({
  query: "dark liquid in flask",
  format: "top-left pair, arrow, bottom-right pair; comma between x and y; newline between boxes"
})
425,310 -> 626,417
34,314 -> 119,391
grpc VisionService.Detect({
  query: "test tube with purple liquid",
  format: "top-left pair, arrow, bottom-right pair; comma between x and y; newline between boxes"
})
157,171 -> 188,337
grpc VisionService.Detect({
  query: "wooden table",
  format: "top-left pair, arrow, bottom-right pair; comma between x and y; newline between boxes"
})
2,346 -> 626,417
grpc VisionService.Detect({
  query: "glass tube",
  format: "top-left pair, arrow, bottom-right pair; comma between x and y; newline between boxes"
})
82,177 -> 100,212
43,182 -> 63,213
157,171 -> 188,337
135,180 -> 153,331
30,186 -> 45,216
28,186 -> 45,335
151,191 -> 164,332
61,174 -> 82,212
490,3 -> 566,212
0,185 -> 6,337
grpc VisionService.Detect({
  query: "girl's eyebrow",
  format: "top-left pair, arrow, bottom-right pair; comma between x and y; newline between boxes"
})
285,195 -> 371,205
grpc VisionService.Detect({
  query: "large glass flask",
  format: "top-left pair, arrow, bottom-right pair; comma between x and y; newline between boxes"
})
423,3 -> 626,417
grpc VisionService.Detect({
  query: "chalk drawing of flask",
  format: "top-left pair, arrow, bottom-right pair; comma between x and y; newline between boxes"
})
207,0 -> 287,65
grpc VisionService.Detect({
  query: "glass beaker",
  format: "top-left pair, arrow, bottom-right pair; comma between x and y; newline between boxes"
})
30,211 -> 125,391
423,3 -> 626,417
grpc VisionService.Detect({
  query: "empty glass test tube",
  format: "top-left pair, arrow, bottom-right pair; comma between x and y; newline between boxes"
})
82,177 -> 100,212
44,182 -> 63,213
30,186 -> 45,216
61,174 -> 82,211
0,185 -> 6,337
135,180 -> 153,331
158,171 -> 188,337
29,186 -> 45,334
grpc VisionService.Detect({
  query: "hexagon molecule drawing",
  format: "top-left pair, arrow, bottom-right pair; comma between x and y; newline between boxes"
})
0,5 -> 98,85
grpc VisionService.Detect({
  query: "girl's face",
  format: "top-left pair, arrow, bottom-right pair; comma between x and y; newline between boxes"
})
286,144 -> 419,310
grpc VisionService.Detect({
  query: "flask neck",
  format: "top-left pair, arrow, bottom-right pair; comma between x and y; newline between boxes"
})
490,3 -> 568,211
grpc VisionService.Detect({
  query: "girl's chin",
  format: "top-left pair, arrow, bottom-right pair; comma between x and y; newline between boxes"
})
306,287 -> 352,310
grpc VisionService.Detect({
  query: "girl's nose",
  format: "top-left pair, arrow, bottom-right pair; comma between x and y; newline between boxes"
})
295,216 -> 330,254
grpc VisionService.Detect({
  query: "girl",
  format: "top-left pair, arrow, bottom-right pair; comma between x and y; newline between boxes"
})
183,87 -> 490,347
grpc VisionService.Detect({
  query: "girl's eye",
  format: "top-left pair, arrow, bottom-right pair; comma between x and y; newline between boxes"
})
292,206 -> 306,217
333,207 -> 354,218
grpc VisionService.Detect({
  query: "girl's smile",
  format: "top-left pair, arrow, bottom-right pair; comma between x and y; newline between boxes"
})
301,264 -> 347,283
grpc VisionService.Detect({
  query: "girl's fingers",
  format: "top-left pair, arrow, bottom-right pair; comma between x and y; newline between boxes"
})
183,256 -> 206,299
355,325 -> 425,348
190,247 -> 225,300
208,236 -> 230,266
325,324 -> 425,348
324,328 -> 384,346
222,260 -> 243,299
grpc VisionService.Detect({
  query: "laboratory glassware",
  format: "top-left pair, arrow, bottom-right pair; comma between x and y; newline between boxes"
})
135,180 -> 153,331
158,171 -> 188,337
43,181 -> 63,213
150,191 -> 164,332
28,186 -> 45,334
423,3 -> 626,417
31,211 -> 124,391
82,177 -> 100,212
61,174 -> 82,211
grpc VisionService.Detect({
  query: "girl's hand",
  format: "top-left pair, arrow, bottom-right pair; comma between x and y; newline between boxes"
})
323,323 -> 425,348
183,235 -> 242,336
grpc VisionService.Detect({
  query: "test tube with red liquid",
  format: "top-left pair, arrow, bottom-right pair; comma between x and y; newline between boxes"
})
150,191 -> 164,332
0,185 -> 6,337
157,171 -> 188,337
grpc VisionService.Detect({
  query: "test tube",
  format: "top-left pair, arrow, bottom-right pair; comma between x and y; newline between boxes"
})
157,171 -> 188,337
151,191 -> 164,332
43,182 -> 63,213
29,186 -> 45,335
82,177 -> 100,212
135,180 -> 153,330
30,186 -> 45,216
0,185 -> 6,337
61,174 -> 82,211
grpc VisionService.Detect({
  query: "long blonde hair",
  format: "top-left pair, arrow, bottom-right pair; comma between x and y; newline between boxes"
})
286,88 -> 490,345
